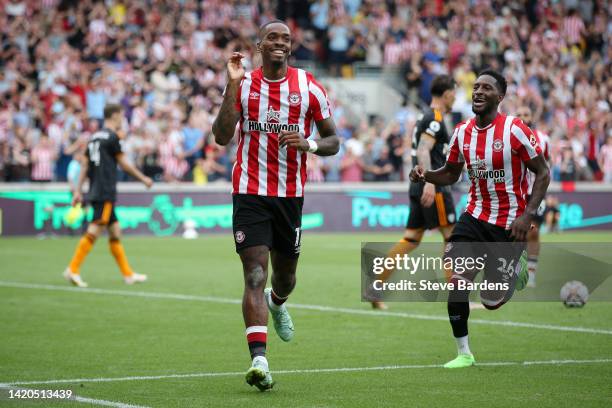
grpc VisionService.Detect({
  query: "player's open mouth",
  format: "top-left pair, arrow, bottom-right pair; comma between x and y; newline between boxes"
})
473,99 -> 486,108
271,49 -> 286,56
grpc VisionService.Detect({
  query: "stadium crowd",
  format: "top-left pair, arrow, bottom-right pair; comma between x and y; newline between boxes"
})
0,0 -> 610,184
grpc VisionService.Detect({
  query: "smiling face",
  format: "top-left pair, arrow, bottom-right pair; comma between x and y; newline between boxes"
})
472,75 -> 504,116
258,22 -> 291,66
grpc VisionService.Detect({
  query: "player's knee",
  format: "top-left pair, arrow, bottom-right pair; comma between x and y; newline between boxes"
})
245,264 -> 266,290
481,296 -> 506,310
272,271 -> 296,290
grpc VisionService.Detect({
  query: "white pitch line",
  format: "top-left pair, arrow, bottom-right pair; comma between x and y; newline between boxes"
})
1,280 -> 611,336
0,383 -> 150,408
6,359 -> 612,386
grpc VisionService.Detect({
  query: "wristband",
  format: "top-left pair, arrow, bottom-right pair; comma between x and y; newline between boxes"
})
307,139 -> 318,153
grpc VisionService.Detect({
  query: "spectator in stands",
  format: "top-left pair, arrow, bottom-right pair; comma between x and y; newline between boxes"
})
30,133 -> 57,182
0,0 -> 608,185
599,136 -> 612,184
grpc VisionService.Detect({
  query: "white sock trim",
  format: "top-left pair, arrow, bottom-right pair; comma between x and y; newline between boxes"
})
245,326 -> 268,335
455,335 -> 471,355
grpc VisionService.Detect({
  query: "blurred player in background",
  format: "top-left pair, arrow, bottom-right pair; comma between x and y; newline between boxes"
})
516,105 -> 550,288
63,104 -> 153,288
213,21 -> 339,391
371,75 -> 457,310
410,70 -> 550,368
544,195 -> 561,232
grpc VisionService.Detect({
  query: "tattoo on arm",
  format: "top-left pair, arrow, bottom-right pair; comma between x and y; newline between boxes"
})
313,117 -> 340,156
212,80 -> 241,146
416,133 -> 435,170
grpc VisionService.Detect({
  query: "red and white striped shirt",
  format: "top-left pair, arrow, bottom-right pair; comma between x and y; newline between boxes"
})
231,67 -> 331,197
447,114 -> 542,229
527,129 -> 550,194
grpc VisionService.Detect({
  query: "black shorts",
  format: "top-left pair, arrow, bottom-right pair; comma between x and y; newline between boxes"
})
232,194 -> 303,258
527,194 -> 546,225
91,201 -> 118,225
406,191 -> 456,230
444,213 -> 526,305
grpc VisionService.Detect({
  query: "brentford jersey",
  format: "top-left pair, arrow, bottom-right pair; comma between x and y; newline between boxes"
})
231,67 -> 331,197
527,129 -> 550,194
447,114 -> 542,229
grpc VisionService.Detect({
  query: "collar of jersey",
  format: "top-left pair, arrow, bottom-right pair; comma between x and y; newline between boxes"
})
474,113 -> 502,131
259,67 -> 292,83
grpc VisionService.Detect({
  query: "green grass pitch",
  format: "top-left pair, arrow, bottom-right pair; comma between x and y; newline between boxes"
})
1,231 -> 611,407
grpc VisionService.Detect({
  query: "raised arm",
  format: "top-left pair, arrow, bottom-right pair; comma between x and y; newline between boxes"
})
212,52 -> 245,146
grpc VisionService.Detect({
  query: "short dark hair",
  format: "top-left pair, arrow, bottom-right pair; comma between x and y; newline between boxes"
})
478,69 -> 507,95
104,104 -> 122,119
258,20 -> 289,39
430,75 -> 455,97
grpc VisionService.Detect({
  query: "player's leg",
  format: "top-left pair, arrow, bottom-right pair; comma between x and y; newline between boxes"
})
372,194 -> 427,309
444,236 -> 477,368
526,223 -> 540,288
265,196 -> 303,341
480,239 -> 527,310
240,245 -> 274,391
371,228 -> 424,309
266,250 -> 297,341
107,220 -> 147,284
64,201 -> 106,287
443,213 -> 484,368
232,194 -> 275,390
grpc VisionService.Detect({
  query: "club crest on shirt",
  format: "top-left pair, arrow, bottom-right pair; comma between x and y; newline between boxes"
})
529,134 -> 538,147
288,92 -> 302,106
493,140 -> 504,152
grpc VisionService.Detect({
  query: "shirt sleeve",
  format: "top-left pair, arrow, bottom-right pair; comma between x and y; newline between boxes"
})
109,133 -> 123,157
511,119 -> 542,162
446,125 -> 464,164
308,77 -> 332,122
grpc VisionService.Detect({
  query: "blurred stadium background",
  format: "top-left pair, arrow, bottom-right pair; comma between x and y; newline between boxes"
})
1,2 -> 611,407
0,0 -> 610,236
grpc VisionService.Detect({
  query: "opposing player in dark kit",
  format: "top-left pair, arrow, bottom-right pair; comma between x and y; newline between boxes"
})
64,104 -> 153,288
516,105 -> 551,288
213,21 -> 339,390
372,75 -> 458,310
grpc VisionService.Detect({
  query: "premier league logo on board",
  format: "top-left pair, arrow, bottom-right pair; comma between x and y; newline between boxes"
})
288,92 -> 302,106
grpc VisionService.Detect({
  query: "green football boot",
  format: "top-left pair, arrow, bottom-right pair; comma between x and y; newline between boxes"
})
443,353 -> 476,369
246,356 -> 275,391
